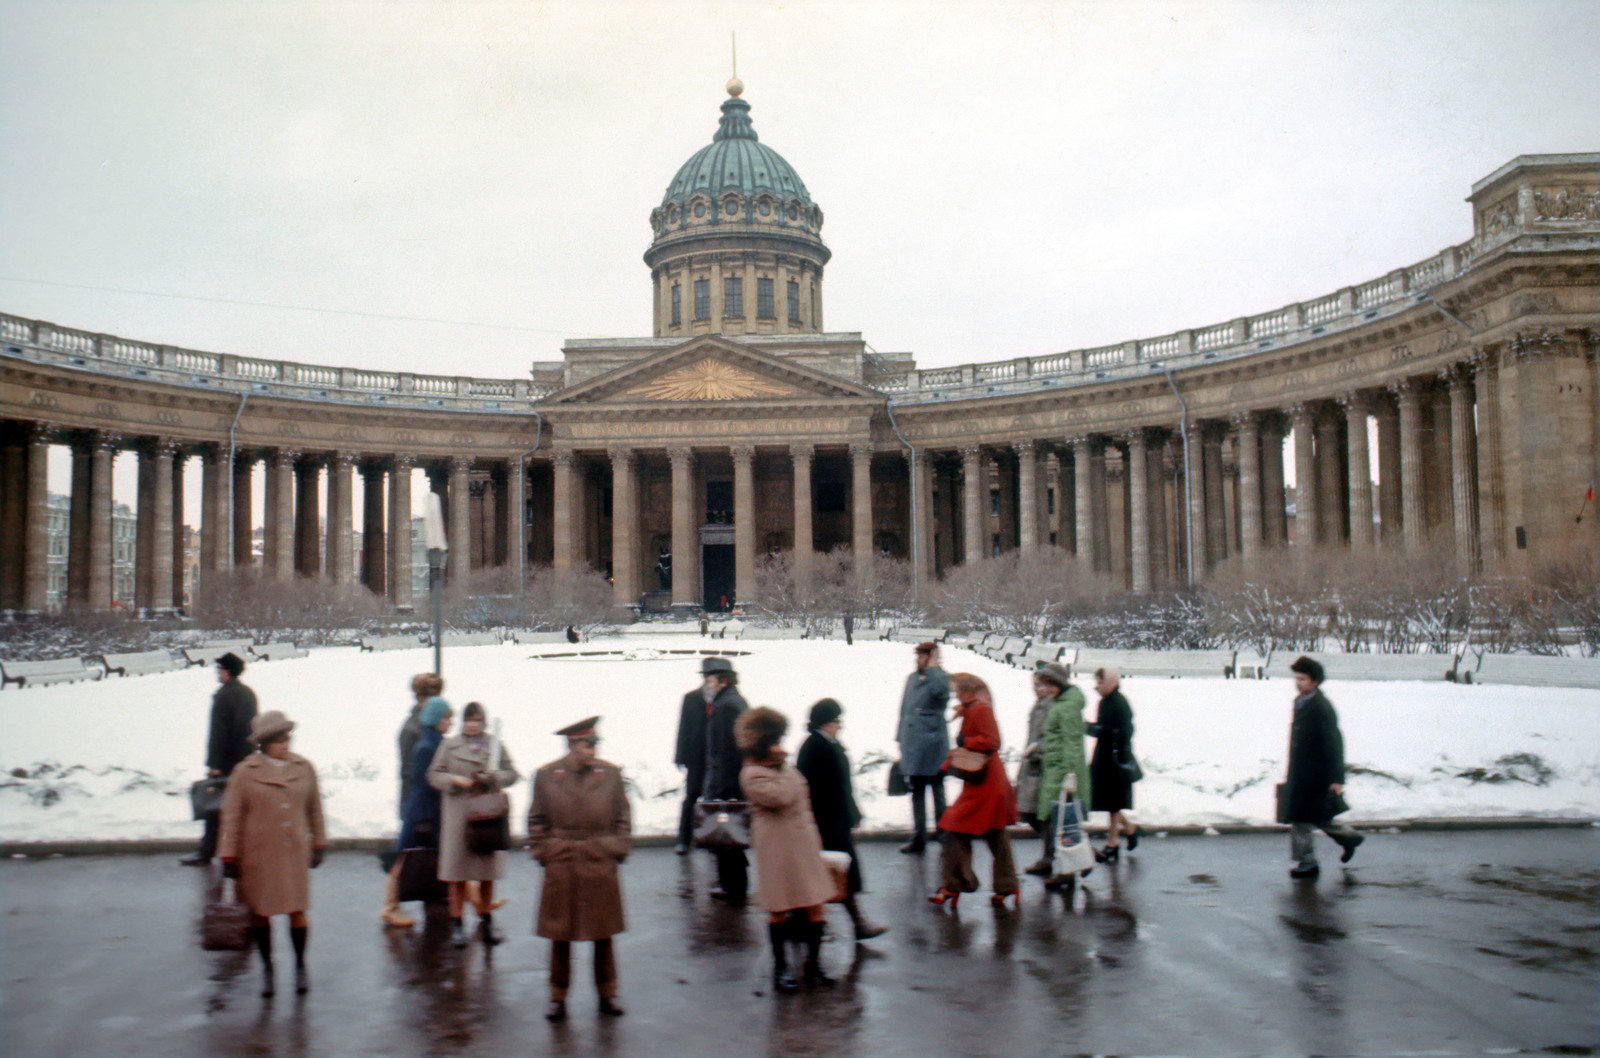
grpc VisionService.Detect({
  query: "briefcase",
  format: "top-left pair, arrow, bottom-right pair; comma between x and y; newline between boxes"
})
395,847 -> 448,904
692,799 -> 751,849
190,777 -> 227,821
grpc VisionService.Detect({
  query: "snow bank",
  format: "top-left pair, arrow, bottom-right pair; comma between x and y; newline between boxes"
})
1,637 -> 1595,842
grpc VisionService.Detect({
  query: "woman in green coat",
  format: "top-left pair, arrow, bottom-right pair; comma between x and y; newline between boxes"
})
1027,664 -> 1089,875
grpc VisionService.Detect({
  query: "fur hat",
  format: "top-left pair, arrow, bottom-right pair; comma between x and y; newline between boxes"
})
215,652 -> 245,677
736,706 -> 788,756
1034,662 -> 1072,690
1289,655 -> 1325,685
807,698 -> 843,731
248,710 -> 295,744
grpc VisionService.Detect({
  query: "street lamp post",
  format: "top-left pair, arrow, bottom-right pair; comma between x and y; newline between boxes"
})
424,493 -> 449,677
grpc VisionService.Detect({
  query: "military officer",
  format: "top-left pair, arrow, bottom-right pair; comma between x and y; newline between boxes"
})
527,716 -> 631,1022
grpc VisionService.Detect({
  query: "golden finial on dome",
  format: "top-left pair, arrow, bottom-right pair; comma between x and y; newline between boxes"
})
727,77 -> 743,98
727,32 -> 742,97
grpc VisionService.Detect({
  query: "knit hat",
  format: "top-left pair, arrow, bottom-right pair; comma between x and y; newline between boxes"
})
419,696 -> 451,727
807,698 -> 843,731
1034,662 -> 1072,690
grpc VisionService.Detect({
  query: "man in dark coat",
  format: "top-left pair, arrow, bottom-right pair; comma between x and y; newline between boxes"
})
180,652 -> 258,866
672,658 -> 719,854
1285,656 -> 1363,878
797,698 -> 886,941
895,642 -> 950,854
696,656 -> 748,900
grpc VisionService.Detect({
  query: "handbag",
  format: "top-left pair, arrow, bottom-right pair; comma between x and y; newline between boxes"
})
201,873 -> 251,951
692,799 -> 751,849
396,847 -> 449,903
1050,792 -> 1097,877
887,760 -> 909,797
190,777 -> 227,821
1274,782 -> 1290,825
1117,747 -> 1144,784
946,746 -> 990,784
820,851 -> 851,904
461,720 -> 511,856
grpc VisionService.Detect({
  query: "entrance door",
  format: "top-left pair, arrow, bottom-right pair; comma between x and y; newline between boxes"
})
702,544 -> 735,612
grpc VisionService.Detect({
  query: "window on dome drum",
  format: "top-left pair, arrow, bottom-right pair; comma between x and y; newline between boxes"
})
1047,488 -> 1055,515
787,280 -> 800,322
756,278 -> 774,318
989,489 -> 1000,517
671,285 -> 682,326
694,280 -> 710,321
724,277 -> 743,318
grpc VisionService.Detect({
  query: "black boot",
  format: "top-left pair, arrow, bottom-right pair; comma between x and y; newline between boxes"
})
844,896 -> 887,941
449,917 -> 467,948
768,922 -> 798,993
250,925 -> 275,998
479,913 -> 502,946
289,925 -> 309,994
802,920 -> 835,987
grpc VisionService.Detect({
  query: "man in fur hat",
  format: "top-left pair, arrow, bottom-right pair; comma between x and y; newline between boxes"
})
1284,656 -> 1364,878
180,652 -> 258,866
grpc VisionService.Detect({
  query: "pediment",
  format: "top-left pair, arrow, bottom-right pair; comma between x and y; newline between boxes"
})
547,336 -> 882,404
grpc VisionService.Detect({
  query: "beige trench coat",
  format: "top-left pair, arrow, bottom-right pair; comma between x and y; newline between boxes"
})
217,753 -> 326,917
527,756 -> 631,941
739,761 -> 836,913
427,735 -> 520,882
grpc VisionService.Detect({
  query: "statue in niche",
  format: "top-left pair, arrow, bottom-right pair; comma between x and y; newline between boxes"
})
655,547 -> 672,592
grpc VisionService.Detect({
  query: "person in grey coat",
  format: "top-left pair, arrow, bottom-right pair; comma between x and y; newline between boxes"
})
895,642 -> 950,854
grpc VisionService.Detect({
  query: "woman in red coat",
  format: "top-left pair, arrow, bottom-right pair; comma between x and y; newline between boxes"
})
930,674 -> 1020,907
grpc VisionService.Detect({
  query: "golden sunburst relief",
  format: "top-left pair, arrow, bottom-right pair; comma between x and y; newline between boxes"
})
626,358 -> 796,400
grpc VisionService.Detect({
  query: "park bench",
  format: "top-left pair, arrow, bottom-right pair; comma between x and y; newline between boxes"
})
718,620 -> 747,640
1231,650 -> 1268,679
996,636 -> 1032,665
977,632 -> 1008,660
1077,648 -> 1237,679
101,649 -> 182,677
1262,652 -> 1453,682
891,627 -> 948,644
1017,643 -> 1072,670
251,642 -> 308,661
360,635 -> 425,652
182,639 -> 255,667
0,657 -> 103,689
511,631 -> 571,645
741,627 -> 807,640
1471,654 -> 1600,690
440,631 -> 501,648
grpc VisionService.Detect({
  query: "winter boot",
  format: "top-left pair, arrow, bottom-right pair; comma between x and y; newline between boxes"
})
767,921 -> 798,993
289,925 -> 309,994
844,896 -> 887,941
380,873 -> 414,928
250,925 -> 275,998
479,912 -> 503,946
802,920 -> 835,987
449,917 -> 468,948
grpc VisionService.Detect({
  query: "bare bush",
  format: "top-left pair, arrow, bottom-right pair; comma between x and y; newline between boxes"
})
0,607 -> 166,662
751,548 -> 913,633
922,550 -> 1114,637
192,569 -> 386,644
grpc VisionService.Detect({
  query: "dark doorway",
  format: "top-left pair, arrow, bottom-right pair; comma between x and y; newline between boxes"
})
702,544 -> 735,611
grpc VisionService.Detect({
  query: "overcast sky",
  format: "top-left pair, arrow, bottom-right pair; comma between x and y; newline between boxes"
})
3,0 -> 1596,384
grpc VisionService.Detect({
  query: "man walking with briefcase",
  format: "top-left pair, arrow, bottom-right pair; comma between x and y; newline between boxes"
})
180,653 -> 257,867
695,657 -> 748,901
1283,656 -> 1363,878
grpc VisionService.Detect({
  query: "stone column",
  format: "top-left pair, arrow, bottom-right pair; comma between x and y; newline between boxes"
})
134,445 -> 156,611
1232,413 -> 1262,568
1340,395 -> 1374,549
1315,409 -> 1344,546
506,457 -> 526,586
148,439 -> 175,613
1289,405 -> 1318,547
1203,425 -> 1227,567
1145,434 -> 1169,587
731,445 -> 756,604
0,437 -> 19,610
1123,430 -> 1151,593
1375,396 -> 1402,545
64,441 -> 90,606
1260,414 -> 1287,548
294,457 -> 320,576
362,462 -> 386,593
22,425 -> 51,612
387,456 -> 414,607
171,450 -> 188,610
1447,366 -> 1480,569
609,448 -> 638,608
1391,379 -> 1426,551
850,443 -> 874,567
326,452 -> 354,585
265,449 -> 296,580
670,447 -> 697,606
1069,437 -> 1095,571
447,456 -> 472,583
232,452 -> 254,569
787,445 -> 813,589
551,451 -> 575,573
1183,427 -> 1206,572
86,435 -> 116,610
909,449 -> 935,580
961,446 -> 983,566
1472,351 -> 1506,566
1015,441 -> 1038,553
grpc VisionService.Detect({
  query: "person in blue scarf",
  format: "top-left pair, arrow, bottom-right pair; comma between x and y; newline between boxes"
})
381,696 -> 452,927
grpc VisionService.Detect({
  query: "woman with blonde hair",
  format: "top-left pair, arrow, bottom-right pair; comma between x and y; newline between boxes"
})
929,673 -> 1019,908
738,706 -> 838,993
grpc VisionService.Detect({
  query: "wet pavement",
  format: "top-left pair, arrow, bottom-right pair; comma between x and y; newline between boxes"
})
2,829 -> 1595,1056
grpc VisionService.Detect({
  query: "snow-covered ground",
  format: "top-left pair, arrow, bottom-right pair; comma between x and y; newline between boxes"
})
2,636 -> 1596,843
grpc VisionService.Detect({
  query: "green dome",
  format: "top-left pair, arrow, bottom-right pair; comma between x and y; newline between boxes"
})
662,96 -> 812,206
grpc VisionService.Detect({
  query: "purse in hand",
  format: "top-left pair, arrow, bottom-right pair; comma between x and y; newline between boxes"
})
946,747 -> 990,784
1116,747 -> 1144,784
692,799 -> 751,849
887,760 -> 909,797
463,790 -> 511,855
190,777 -> 227,821
201,872 -> 251,951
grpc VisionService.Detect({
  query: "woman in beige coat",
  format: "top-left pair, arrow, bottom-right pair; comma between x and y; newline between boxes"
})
737,707 -> 837,994
427,701 -> 519,947
218,710 -> 327,999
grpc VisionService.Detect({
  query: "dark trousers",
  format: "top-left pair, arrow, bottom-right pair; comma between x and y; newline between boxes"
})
908,775 -> 946,843
676,767 -> 704,847
713,847 -> 748,898
194,811 -> 220,861
942,828 -> 1019,894
550,938 -> 617,1000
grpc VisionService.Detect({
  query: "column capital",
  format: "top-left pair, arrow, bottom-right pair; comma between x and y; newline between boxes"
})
1012,439 -> 1036,458
391,453 -> 415,472
151,436 -> 181,458
232,449 -> 261,468
1335,392 -> 1374,417
607,446 -> 636,469
667,446 -> 695,466
1229,410 -> 1259,434
1285,402 -> 1317,427
278,447 -> 303,464
330,451 -> 355,470
958,444 -> 982,462
23,421 -> 52,446
448,454 -> 474,473
92,432 -> 122,454
848,442 -> 874,461
730,444 -> 756,463
787,443 -> 814,462
550,449 -> 575,469
1066,433 -> 1097,452
1119,428 -> 1147,449
1386,377 -> 1421,406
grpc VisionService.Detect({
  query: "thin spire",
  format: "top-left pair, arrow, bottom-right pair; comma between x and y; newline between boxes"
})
727,33 -> 743,97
